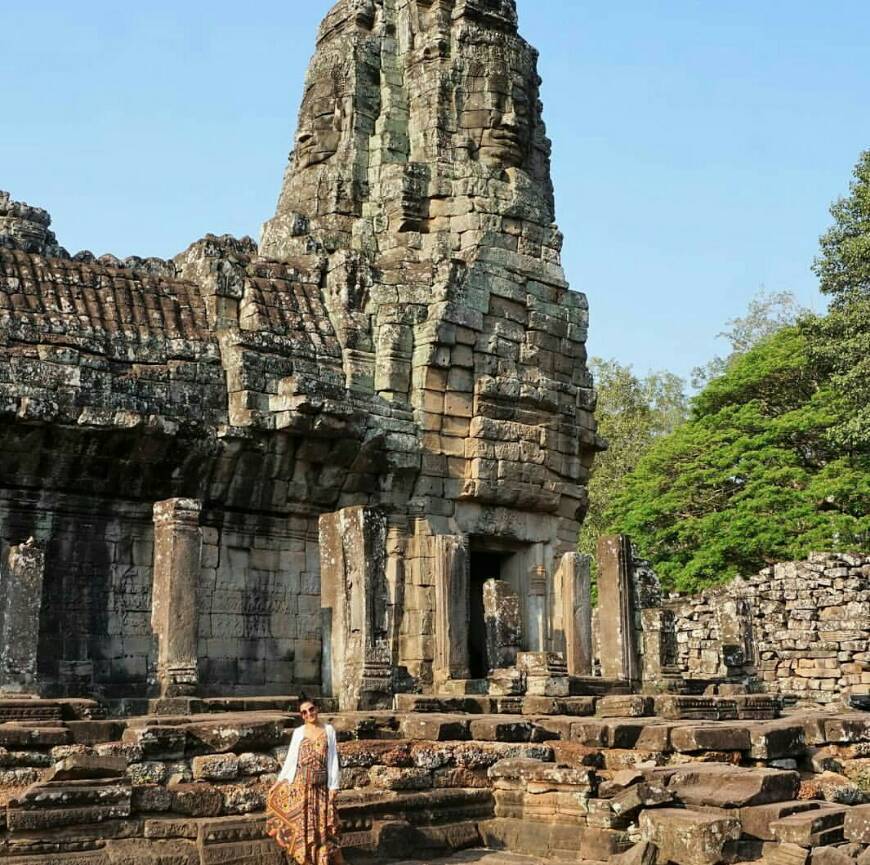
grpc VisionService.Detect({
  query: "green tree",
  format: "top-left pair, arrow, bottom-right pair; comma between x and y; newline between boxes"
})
692,289 -> 809,389
579,359 -> 687,568
806,150 -> 870,451
606,326 -> 869,593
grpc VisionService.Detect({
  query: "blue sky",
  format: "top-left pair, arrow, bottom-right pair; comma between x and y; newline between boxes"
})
3,1 -> 869,381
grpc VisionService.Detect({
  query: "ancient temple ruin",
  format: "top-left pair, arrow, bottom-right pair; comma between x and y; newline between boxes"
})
0,0 -> 601,710
0,3 -> 869,865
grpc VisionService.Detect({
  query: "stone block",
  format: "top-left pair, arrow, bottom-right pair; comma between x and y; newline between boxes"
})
598,695 -> 654,718
170,783 -> 224,817
843,804 -> 870,843
671,725 -> 751,753
192,753 -> 240,781
663,763 -> 801,808
740,802 -> 823,841
771,806 -> 848,847
749,721 -> 806,760
45,754 -> 126,781
810,847 -> 856,865
610,781 -> 674,819
580,827 -> 634,860
640,807 -> 741,865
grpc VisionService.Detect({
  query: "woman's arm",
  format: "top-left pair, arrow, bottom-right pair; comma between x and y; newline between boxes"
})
327,726 -> 340,792
277,727 -> 302,783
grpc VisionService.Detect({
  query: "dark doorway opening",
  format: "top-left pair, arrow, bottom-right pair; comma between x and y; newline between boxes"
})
468,551 -> 508,679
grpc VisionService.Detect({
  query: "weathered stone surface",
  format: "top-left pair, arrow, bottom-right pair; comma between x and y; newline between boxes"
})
771,806 -> 848,848
45,754 -> 126,782
640,807 -> 741,865
740,802 -> 824,841
658,763 -> 801,808
483,580 -> 522,672
844,804 -> 870,843
671,725 -> 751,753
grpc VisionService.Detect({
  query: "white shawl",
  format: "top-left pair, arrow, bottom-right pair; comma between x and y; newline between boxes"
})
277,724 -> 340,791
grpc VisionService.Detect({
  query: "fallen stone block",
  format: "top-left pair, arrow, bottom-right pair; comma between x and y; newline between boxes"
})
771,806 -> 848,847
663,763 -> 801,808
640,807 -> 741,865
45,754 -> 127,782
740,802 -> 823,841
610,781 -> 674,819
825,717 -> 870,745
599,769 -> 644,798
844,804 -> 870,843
749,721 -> 806,760
671,725 -> 751,753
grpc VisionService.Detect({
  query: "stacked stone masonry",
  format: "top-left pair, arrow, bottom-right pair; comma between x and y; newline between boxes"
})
646,553 -> 870,709
0,702 -> 867,863
0,0 -> 604,704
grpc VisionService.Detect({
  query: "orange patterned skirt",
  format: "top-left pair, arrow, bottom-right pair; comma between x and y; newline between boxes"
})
267,738 -> 343,865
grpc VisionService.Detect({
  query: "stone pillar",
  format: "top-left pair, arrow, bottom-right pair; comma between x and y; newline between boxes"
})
597,535 -> 640,684
526,556 -> 548,653
319,507 -> 392,711
641,607 -> 681,689
482,579 -> 521,671
151,499 -> 202,699
0,538 -> 45,694
432,534 -> 470,685
556,552 -> 593,677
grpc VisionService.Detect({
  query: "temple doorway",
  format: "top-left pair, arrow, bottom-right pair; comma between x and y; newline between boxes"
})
468,551 -> 510,679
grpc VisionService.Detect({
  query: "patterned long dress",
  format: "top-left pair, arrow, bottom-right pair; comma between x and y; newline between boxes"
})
267,736 -> 343,865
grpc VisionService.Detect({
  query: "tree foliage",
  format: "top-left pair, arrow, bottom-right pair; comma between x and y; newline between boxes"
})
692,289 -> 808,389
579,359 -> 687,567
805,150 -> 870,452
606,326 -> 870,593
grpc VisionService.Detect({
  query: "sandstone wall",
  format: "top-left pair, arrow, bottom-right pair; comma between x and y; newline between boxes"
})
665,553 -> 870,706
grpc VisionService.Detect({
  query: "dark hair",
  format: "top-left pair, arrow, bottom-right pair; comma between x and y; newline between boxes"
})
299,697 -> 318,712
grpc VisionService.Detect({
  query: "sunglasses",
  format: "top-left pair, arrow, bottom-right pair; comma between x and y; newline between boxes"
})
300,706 -> 318,716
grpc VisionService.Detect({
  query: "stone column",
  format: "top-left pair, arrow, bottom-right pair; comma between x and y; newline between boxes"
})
526,552 -> 548,653
319,507 -> 392,711
556,552 -> 593,677
597,535 -> 640,684
432,534 -> 470,685
151,499 -> 202,699
0,538 -> 45,694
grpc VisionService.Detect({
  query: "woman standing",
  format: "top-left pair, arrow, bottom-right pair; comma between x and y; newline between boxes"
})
267,699 -> 343,865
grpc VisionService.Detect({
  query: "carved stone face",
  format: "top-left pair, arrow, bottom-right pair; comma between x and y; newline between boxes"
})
294,64 -> 349,171
459,61 -> 534,170
478,73 -> 532,169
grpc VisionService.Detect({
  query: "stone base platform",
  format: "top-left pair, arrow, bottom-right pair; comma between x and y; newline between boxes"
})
0,705 -> 866,864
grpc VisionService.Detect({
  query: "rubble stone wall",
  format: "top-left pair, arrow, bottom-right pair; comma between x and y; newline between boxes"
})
666,553 -> 870,706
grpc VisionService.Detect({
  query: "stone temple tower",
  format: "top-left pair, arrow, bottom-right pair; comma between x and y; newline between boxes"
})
0,0 -> 601,709
260,0 -> 602,704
